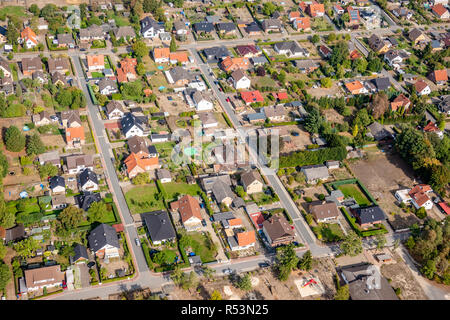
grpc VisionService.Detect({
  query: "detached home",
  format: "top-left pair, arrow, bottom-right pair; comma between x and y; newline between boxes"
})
105,100 -> 125,120
301,165 -> 330,184
49,176 -> 65,194
309,201 -> 340,223
141,211 -> 176,245
229,69 -> 251,89
262,215 -> 295,247
240,170 -> 264,194
24,265 -> 64,292
140,17 -> 165,38
79,169 -> 99,192
228,231 -> 256,251
88,223 -> 120,259
170,195 -> 203,231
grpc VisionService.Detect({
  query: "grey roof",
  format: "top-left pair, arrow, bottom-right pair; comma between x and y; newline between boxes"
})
372,77 -> 391,91
261,19 -> 282,31
188,255 -> 202,265
274,41 -> 303,54
72,244 -> 89,262
264,104 -> 286,119
192,90 -> 211,105
232,197 -> 245,208
77,191 -> 102,211
156,168 -> 171,180
212,211 -> 235,222
98,77 -> 118,92
367,122 -> 393,140
251,56 -> 269,65
168,66 -> 191,83
22,57 -> 42,73
80,24 -> 104,39
203,46 -> 230,61
121,112 -> 145,135
212,179 -> 235,203
245,202 -> 260,215
201,174 -> 232,192
216,22 -> 236,32
340,263 -> 399,300
61,110 -> 81,126
57,33 -> 75,45
113,26 -> 136,39
293,59 -> 319,69
32,71 -> 46,81
193,22 -> 214,33
106,100 -> 124,115
5,224 -> 25,242
52,71 -> 67,86
205,15 -> 221,24
39,150 -> 60,164
174,20 -> 187,31
301,165 -> 330,182
353,206 -> 386,224
141,211 -> 176,242
247,112 -> 266,121
79,169 -> 98,187
198,112 -> 217,125
66,154 -> 93,170
230,69 -> 247,82
140,17 -> 164,34
409,28 -> 423,42
49,176 -> 65,190
88,223 -> 120,253
245,22 -> 262,33
240,170 -> 263,190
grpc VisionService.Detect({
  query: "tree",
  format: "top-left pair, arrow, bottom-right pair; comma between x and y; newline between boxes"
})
132,172 -> 151,185
367,56 -> 382,72
210,290 -> 222,300
29,4 -> 40,16
275,244 -> 299,281
0,262 -> 11,293
262,2 -> 277,16
327,33 -> 336,43
13,238 -> 40,259
0,200 -> 15,229
371,92 -> 389,119
330,42 -> 348,67
321,77 -> 333,88
58,205 -> 85,230
353,58 -> 368,74
421,259 -> 436,279
136,63 -> 146,76
304,107 -> 323,134
181,271 -> 198,290
340,231 -> 363,257
236,273 -> 252,291
170,36 -> 177,52
132,40 -> 148,58
26,133 -> 45,156
0,242 -> 6,260
256,66 -> 266,76
39,163 -> 58,179
4,126 -> 26,152
201,265 -> 216,280
298,250 -> 313,271
87,201 -> 108,223
311,34 -> 320,44
277,70 -> 287,83
375,234 -> 386,250
334,284 -> 349,300
170,265 -> 184,285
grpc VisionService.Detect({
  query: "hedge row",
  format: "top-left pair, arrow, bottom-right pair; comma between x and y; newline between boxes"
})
328,179 -> 378,205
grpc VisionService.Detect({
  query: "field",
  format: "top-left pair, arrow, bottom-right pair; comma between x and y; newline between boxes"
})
124,184 -> 165,214
337,184 -> 371,206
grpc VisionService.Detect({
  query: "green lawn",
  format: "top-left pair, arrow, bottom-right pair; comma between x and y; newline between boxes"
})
181,232 -> 217,263
255,76 -> 278,88
125,185 -> 165,214
151,249 -> 178,265
0,6 -> 27,18
154,141 -> 176,158
312,223 -> 345,242
337,184 -> 371,206
114,16 -> 131,27
79,209 -> 117,226
91,72 -> 104,78
160,182 -> 202,202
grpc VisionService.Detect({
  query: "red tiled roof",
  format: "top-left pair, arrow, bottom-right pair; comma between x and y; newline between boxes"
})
414,80 -> 429,93
65,127 -> 85,143
237,230 -> 256,247
273,92 -> 288,100
249,212 -> 265,229
112,224 -> 124,232
241,90 -> 264,104
409,184 -> 432,207
432,4 -> 448,17
170,195 -> 202,224
433,69 -> 448,82
438,202 -> 450,215
423,121 -> 439,132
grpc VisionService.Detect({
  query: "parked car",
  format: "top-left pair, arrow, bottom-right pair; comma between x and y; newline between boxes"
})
135,238 -> 141,246
223,268 -> 233,274
226,97 -> 230,102
258,262 -> 270,268
201,219 -> 207,227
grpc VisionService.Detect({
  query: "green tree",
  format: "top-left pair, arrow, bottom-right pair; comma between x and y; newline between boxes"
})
13,238 -> 40,259
340,231 -> 363,257
58,205 -> 85,229
136,63 -> 146,76
132,172 -> 151,185
0,242 -> 6,260
275,244 -> 299,281
311,34 -> 320,44
321,77 -> 333,88
132,40 -> 148,58
330,41 -> 348,67
236,273 -> 252,291
39,163 -> 58,179
26,133 -> 46,156
298,250 -> 313,271
262,2 -> 277,16
170,265 -> 184,285
334,284 -> 349,300
375,234 -> 386,250
4,126 -> 26,152
181,271 -> 198,290
421,259 -> 436,279
304,107 -> 323,134
0,201 -> 15,229
87,201 -> 108,223
170,36 -> 177,52
0,262 -> 11,293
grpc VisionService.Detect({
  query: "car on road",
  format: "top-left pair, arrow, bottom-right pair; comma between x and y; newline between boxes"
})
226,97 -> 230,102
135,238 -> 141,246
218,87 -> 223,92
62,280 -> 67,289
223,268 -> 234,274
258,262 -> 270,268
201,219 -> 207,227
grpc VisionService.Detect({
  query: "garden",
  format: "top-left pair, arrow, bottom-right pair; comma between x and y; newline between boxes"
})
311,223 -> 345,242
124,184 -> 166,214
179,231 -> 218,264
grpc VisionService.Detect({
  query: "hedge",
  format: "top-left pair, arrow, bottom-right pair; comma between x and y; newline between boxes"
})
87,84 -> 98,105
264,121 -> 300,127
280,146 -> 347,168
222,113 -> 233,127
141,241 -> 154,270
340,207 -> 387,237
327,179 -> 378,205
198,191 -> 213,216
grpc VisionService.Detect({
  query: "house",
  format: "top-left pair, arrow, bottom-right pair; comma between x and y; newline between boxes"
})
198,112 -> 218,128
261,19 -> 283,33
20,27 -> 38,49
326,161 -> 340,170
65,127 -> 85,149
438,95 -> 450,115
274,41 -> 309,57
156,168 -> 172,183
345,80 -> 367,94
293,17 -> 311,31
245,22 -> 263,36
428,69 -> 448,85
193,22 -> 215,34
309,201 -> 340,223
124,152 -> 160,178
408,28 -> 426,44
423,120 -> 444,138
245,203 -> 265,229
87,54 -> 105,72
229,69 -> 251,89
352,206 -> 386,227
65,154 -> 94,174
368,34 -> 390,54
32,72 -> 46,84
333,4 -> 345,15
220,56 -> 250,73
57,33 -> 75,48
113,26 -> 136,40
384,49 -> 406,66
289,11 -> 301,21
49,176 -> 65,194
165,66 -> 191,86
153,47 -> 170,63
104,100 -> 125,120
241,90 -> 264,105
51,194 -> 68,210
32,111 -> 52,126
347,6 -> 361,25
319,45 -> 332,58
61,110 -> 82,128
140,17 -> 164,38
21,57 -> 42,76
301,165 -> 330,184
338,263 -> 399,300
128,136 -> 157,158
51,72 -> 68,87
235,45 -> 261,58
203,46 -> 230,63
293,60 -> 320,73
24,265 -> 65,292
212,179 -> 235,206
228,230 -> 256,251
169,52 -> 189,65
98,78 -> 118,95
117,57 -> 137,83
88,223 -> 120,259
173,21 -> 188,35
262,215 -> 295,247
79,169 -> 99,192
414,80 -> 431,96
192,90 -> 213,111
390,94 -> 411,112
240,170 -> 264,194
392,7 -> 413,19
216,22 -> 237,36
247,112 -> 267,123
71,244 -> 89,264
150,134 -> 171,143
325,190 -> 345,205
201,174 -> 232,192
251,56 -> 269,66
48,57 -> 70,75
432,4 -> 450,19
79,25 -> 104,42
141,211 -> 176,245
0,26 -> 7,43
170,195 -> 203,231
367,122 -> 393,141
372,77 -> 391,91
77,191 -> 102,211
264,104 -> 287,122
349,49 -> 362,60
39,150 -> 60,167
307,2 -> 325,17
0,59 -> 11,78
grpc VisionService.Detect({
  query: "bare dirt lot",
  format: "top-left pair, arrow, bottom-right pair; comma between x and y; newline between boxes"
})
169,257 -> 337,300
280,125 -> 311,153
348,151 -> 421,230
323,108 -> 345,125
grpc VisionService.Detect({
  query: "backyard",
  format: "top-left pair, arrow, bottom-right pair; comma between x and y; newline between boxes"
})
179,231 -> 218,263
124,184 -> 165,214
312,223 -> 345,242
337,184 -> 371,206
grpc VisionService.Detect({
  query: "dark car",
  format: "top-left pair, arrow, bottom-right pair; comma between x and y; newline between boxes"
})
258,262 -> 270,268
87,261 -> 96,268
201,219 -> 207,227
291,131 -> 299,136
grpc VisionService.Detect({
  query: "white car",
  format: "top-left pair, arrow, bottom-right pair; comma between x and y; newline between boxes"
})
135,238 -> 141,246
